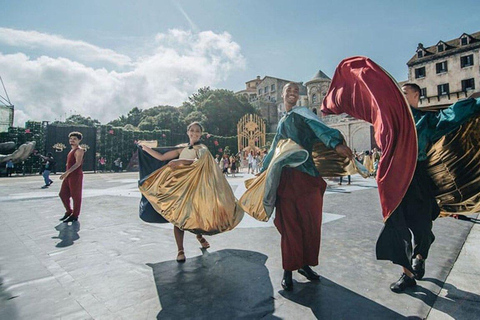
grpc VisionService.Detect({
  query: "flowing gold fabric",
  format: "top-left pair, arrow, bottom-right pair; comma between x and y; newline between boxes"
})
239,139 -> 368,222
312,141 -> 369,178
427,116 -> 480,216
139,146 -> 244,235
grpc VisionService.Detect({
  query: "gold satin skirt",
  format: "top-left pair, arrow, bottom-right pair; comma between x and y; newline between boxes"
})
427,116 -> 480,216
139,151 -> 244,235
239,139 -> 367,222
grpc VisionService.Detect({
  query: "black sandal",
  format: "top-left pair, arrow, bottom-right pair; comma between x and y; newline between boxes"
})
176,249 -> 186,263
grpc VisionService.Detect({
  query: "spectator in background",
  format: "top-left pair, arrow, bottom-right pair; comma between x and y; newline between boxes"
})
5,159 -> 14,177
363,150 -> 374,176
39,152 -> 55,188
98,156 -> 106,172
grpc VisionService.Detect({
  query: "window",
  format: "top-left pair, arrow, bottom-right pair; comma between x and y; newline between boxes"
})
461,36 -> 468,46
312,94 -> 317,104
462,78 -> 475,91
437,83 -> 450,96
436,61 -> 448,74
271,84 -> 275,91
438,44 -> 444,52
258,89 -> 263,95
264,86 -> 268,93
415,67 -> 426,79
461,54 -> 474,68
417,51 -> 423,58
420,88 -> 427,98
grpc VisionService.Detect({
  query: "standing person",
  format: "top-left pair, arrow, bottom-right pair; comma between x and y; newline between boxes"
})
230,155 -> 237,177
113,158 -> 121,172
139,122 -> 243,262
256,82 -> 353,291
221,154 -> 230,175
372,148 -> 380,177
39,152 -> 55,188
254,152 -> 262,174
59,132 -> 85,223
363,150 -> 374,176
338,175 -> 351,185
5,159 -> 14,177
98,156 -> 106,172
247,151 -> 254,174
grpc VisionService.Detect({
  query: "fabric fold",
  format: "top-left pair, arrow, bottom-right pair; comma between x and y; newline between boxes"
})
321,56 -> 418,220
139,145 -> 244,235
240,138 -> 367,222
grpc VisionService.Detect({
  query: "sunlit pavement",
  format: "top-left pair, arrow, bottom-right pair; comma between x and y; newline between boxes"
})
0,172 -> 478,319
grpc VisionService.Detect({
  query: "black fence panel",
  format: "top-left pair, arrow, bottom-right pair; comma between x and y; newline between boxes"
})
45,125 -> 97,172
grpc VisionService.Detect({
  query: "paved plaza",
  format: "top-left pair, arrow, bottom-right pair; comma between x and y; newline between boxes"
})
0,172 -> 479,319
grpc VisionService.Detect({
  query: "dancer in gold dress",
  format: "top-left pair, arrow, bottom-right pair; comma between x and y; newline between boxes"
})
139,122 -> 243,262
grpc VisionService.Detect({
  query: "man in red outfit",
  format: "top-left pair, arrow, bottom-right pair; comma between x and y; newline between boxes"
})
260,83 -> 353,291
59,132 -> 85,223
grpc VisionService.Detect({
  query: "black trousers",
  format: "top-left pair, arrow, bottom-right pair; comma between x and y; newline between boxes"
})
376,161 -> 440,273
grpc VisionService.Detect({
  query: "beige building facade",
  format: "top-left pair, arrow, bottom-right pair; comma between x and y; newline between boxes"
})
407,31 -> 480,109
236,76 -> 307,132
305,70 -> 331,113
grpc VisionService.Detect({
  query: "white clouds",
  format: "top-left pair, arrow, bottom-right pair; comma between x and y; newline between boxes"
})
0,28 -> 132,66
0,28 -> 245,126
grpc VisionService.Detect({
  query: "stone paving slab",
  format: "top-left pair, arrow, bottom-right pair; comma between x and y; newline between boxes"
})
0,172 -> 478,319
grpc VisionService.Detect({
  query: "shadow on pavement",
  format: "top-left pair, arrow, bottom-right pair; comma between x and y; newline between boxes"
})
407,277 -> 480,319
0,276 -> 19,319
147,249 -> 279,320
52,221 -> 80,247
279,276 -> 408,319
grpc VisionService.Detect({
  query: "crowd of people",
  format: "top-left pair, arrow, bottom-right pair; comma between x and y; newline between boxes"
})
214,149 -> 268,176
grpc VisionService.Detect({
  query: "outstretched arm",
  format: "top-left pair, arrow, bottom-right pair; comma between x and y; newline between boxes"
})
139,144 -> 181,161
430,97 -> 480,142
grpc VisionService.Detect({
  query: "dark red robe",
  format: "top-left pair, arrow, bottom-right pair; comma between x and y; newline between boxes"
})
321,56 -> 417,221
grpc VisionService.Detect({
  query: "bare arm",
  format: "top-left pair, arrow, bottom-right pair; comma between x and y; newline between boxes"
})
60,149 -> 84,180
140,144 -> 181,161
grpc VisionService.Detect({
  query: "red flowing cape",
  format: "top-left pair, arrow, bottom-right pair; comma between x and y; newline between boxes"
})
321,56 -> 417,221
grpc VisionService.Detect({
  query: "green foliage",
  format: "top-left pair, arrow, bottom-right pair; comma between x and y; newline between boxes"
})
55,114 -> 101,127
138,105 -> 185,133
186,88 -> 257,136
96,125 -> 170,171
201,134 -> 238,156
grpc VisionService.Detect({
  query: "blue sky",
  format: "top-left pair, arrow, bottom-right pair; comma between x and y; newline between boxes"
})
1,0 -> 479,125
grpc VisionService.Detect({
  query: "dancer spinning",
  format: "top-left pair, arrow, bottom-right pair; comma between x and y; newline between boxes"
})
240,83 -> 359,291
139,122 -> 243,262
321,56 -> 480,293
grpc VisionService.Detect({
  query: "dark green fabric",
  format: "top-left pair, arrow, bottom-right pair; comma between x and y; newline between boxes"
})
261,106 -> 343,177
413,98 -> 480,161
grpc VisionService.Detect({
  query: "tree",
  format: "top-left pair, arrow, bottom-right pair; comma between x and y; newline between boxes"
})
184,111 -> 207,127
195,89 -> 257,136
60,114 -> 101,126
108,107 -> 143,127
126,107 -> 143,127
138,105 -> 185,133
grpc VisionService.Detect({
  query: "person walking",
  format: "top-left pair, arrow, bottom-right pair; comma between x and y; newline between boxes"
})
39,152 -> 55,188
